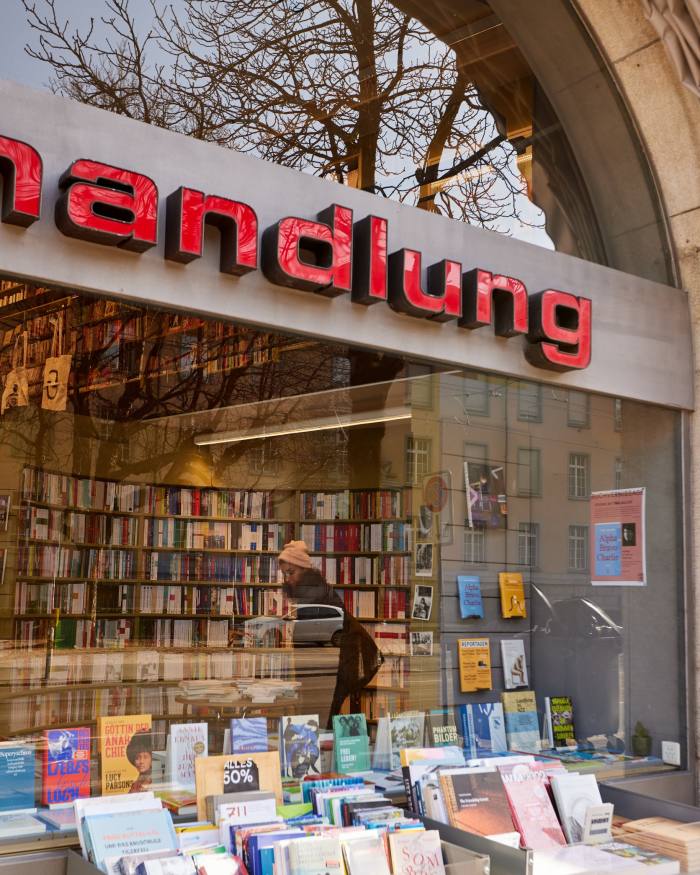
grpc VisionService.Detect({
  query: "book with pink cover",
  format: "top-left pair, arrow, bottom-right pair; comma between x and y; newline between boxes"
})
388,830 -> 446,875
497,761 -> 567,786
504,778 -> 567,851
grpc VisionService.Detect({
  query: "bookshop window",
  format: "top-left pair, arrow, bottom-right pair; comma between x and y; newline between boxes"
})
568,452 -> 590,499
568,525 -> 589,571
517,522 -> 539,568
516,447 -> 541,497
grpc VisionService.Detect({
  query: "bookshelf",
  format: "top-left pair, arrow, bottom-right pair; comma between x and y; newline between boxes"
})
6,470 -> 413,731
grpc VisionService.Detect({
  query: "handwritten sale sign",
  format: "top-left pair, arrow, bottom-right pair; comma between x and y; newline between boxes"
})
590,488 -> 646,586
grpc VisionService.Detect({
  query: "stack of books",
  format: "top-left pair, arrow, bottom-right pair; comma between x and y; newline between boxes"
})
615,818 -> 700,871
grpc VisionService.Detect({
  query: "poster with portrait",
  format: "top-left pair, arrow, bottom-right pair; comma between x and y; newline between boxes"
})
0,494 -> 10,530
422,470 -> 453,545
410,631 -> 433,656
590,487 -> 646,586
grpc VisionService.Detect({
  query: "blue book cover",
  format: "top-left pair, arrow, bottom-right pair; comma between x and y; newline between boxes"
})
247,830 -> 305,875
502,691 -> 541,754
230,717 -> 268,753
457,703 -> 507,758
83,807 -> 177,871
0,745 -> 35,811
457,575 -> 484,619
594,523 -> 622,577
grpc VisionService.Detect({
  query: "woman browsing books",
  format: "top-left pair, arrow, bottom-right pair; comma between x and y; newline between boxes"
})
278,540 -> 383,727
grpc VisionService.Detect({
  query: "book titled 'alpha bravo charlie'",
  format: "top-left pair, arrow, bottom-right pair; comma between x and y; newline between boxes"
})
167,722 -> 208,789
97,714 -> 152,795
41,727 -> 91,805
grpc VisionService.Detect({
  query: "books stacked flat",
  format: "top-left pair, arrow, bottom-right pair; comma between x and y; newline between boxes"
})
616,817 -> 700,871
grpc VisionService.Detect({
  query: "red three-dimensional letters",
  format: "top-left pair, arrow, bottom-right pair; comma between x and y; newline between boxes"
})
165,187 -> 258,275
0,134 -> 42,227
526,289 -> 592,371
55,159 -> 158,251
261,204 -> 352,297
388,250 -> 462,321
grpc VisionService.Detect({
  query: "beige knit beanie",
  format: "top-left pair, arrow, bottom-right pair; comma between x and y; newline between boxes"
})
278,539 -> 312,569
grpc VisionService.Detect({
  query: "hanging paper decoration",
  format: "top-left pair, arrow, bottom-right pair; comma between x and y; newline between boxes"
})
1,331 -> 29,414
42,312 -> 72,412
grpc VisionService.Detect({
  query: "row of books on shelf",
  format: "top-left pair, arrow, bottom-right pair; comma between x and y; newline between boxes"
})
16,551 -> 411,589
145,521 -> 295,552
15,581 -> 134,615
300,490 -> 403,521
17,616 -> 238,648
337,588 -> 407,620
1,688 -> 185,735
19,507 -> 297,554
2,649 -> 295,690
22,469 -> 141,513
308,555 -> 409,586
21,507 -> 141,545
299,522 -> 411,553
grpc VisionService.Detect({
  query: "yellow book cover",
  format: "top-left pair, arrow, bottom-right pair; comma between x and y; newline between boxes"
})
457,638 -> 492,692
499,572 -> 527,618
97,713 -> 152,796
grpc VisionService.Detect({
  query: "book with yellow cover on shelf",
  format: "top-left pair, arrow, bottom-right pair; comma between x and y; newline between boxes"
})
457,638 -> 492,693
499,572 -> 526,618
97,713 -> 152,796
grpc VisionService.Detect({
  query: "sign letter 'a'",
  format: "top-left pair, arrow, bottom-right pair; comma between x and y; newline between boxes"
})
55,159 -> 158,251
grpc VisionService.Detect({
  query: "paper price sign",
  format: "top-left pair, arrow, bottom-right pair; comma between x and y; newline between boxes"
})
223,758 -> 260,791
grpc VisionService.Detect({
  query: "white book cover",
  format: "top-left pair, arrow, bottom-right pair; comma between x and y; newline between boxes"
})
288,835 -> 343,875
0,813 -> 45,837
500,639 -> 529,689
167,723 -> 208,788
73,791 -> 159,858
550,773 -> 603,844
343,833 -> 391,875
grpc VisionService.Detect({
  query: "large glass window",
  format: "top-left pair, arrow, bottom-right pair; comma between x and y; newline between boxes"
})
0,277 -> 686,820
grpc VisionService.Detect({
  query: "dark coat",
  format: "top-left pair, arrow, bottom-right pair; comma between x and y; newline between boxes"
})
291,568 -> 383,727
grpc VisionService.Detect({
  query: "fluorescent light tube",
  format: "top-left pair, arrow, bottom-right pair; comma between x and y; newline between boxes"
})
194,407 -> 411,446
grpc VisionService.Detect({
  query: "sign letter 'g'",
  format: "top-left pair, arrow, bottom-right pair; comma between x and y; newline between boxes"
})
526,289 -> 592,371
55,159 -> 158,251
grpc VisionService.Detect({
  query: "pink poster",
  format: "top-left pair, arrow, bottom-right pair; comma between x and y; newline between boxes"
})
590,488 -> 646,586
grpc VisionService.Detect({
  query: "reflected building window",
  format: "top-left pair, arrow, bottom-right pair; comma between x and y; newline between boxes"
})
568,453 -> 590,499
405,436 -> 432,485
517,381 -> 543,422
518,522 -> 539,568
463,373 -> 491,417
614,398 -> 623,431
568,390 -> 590,428
568,524 -> 589,571
517,447 -> 541,496
464,525 -> 486,564
615,457 -> 624,490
